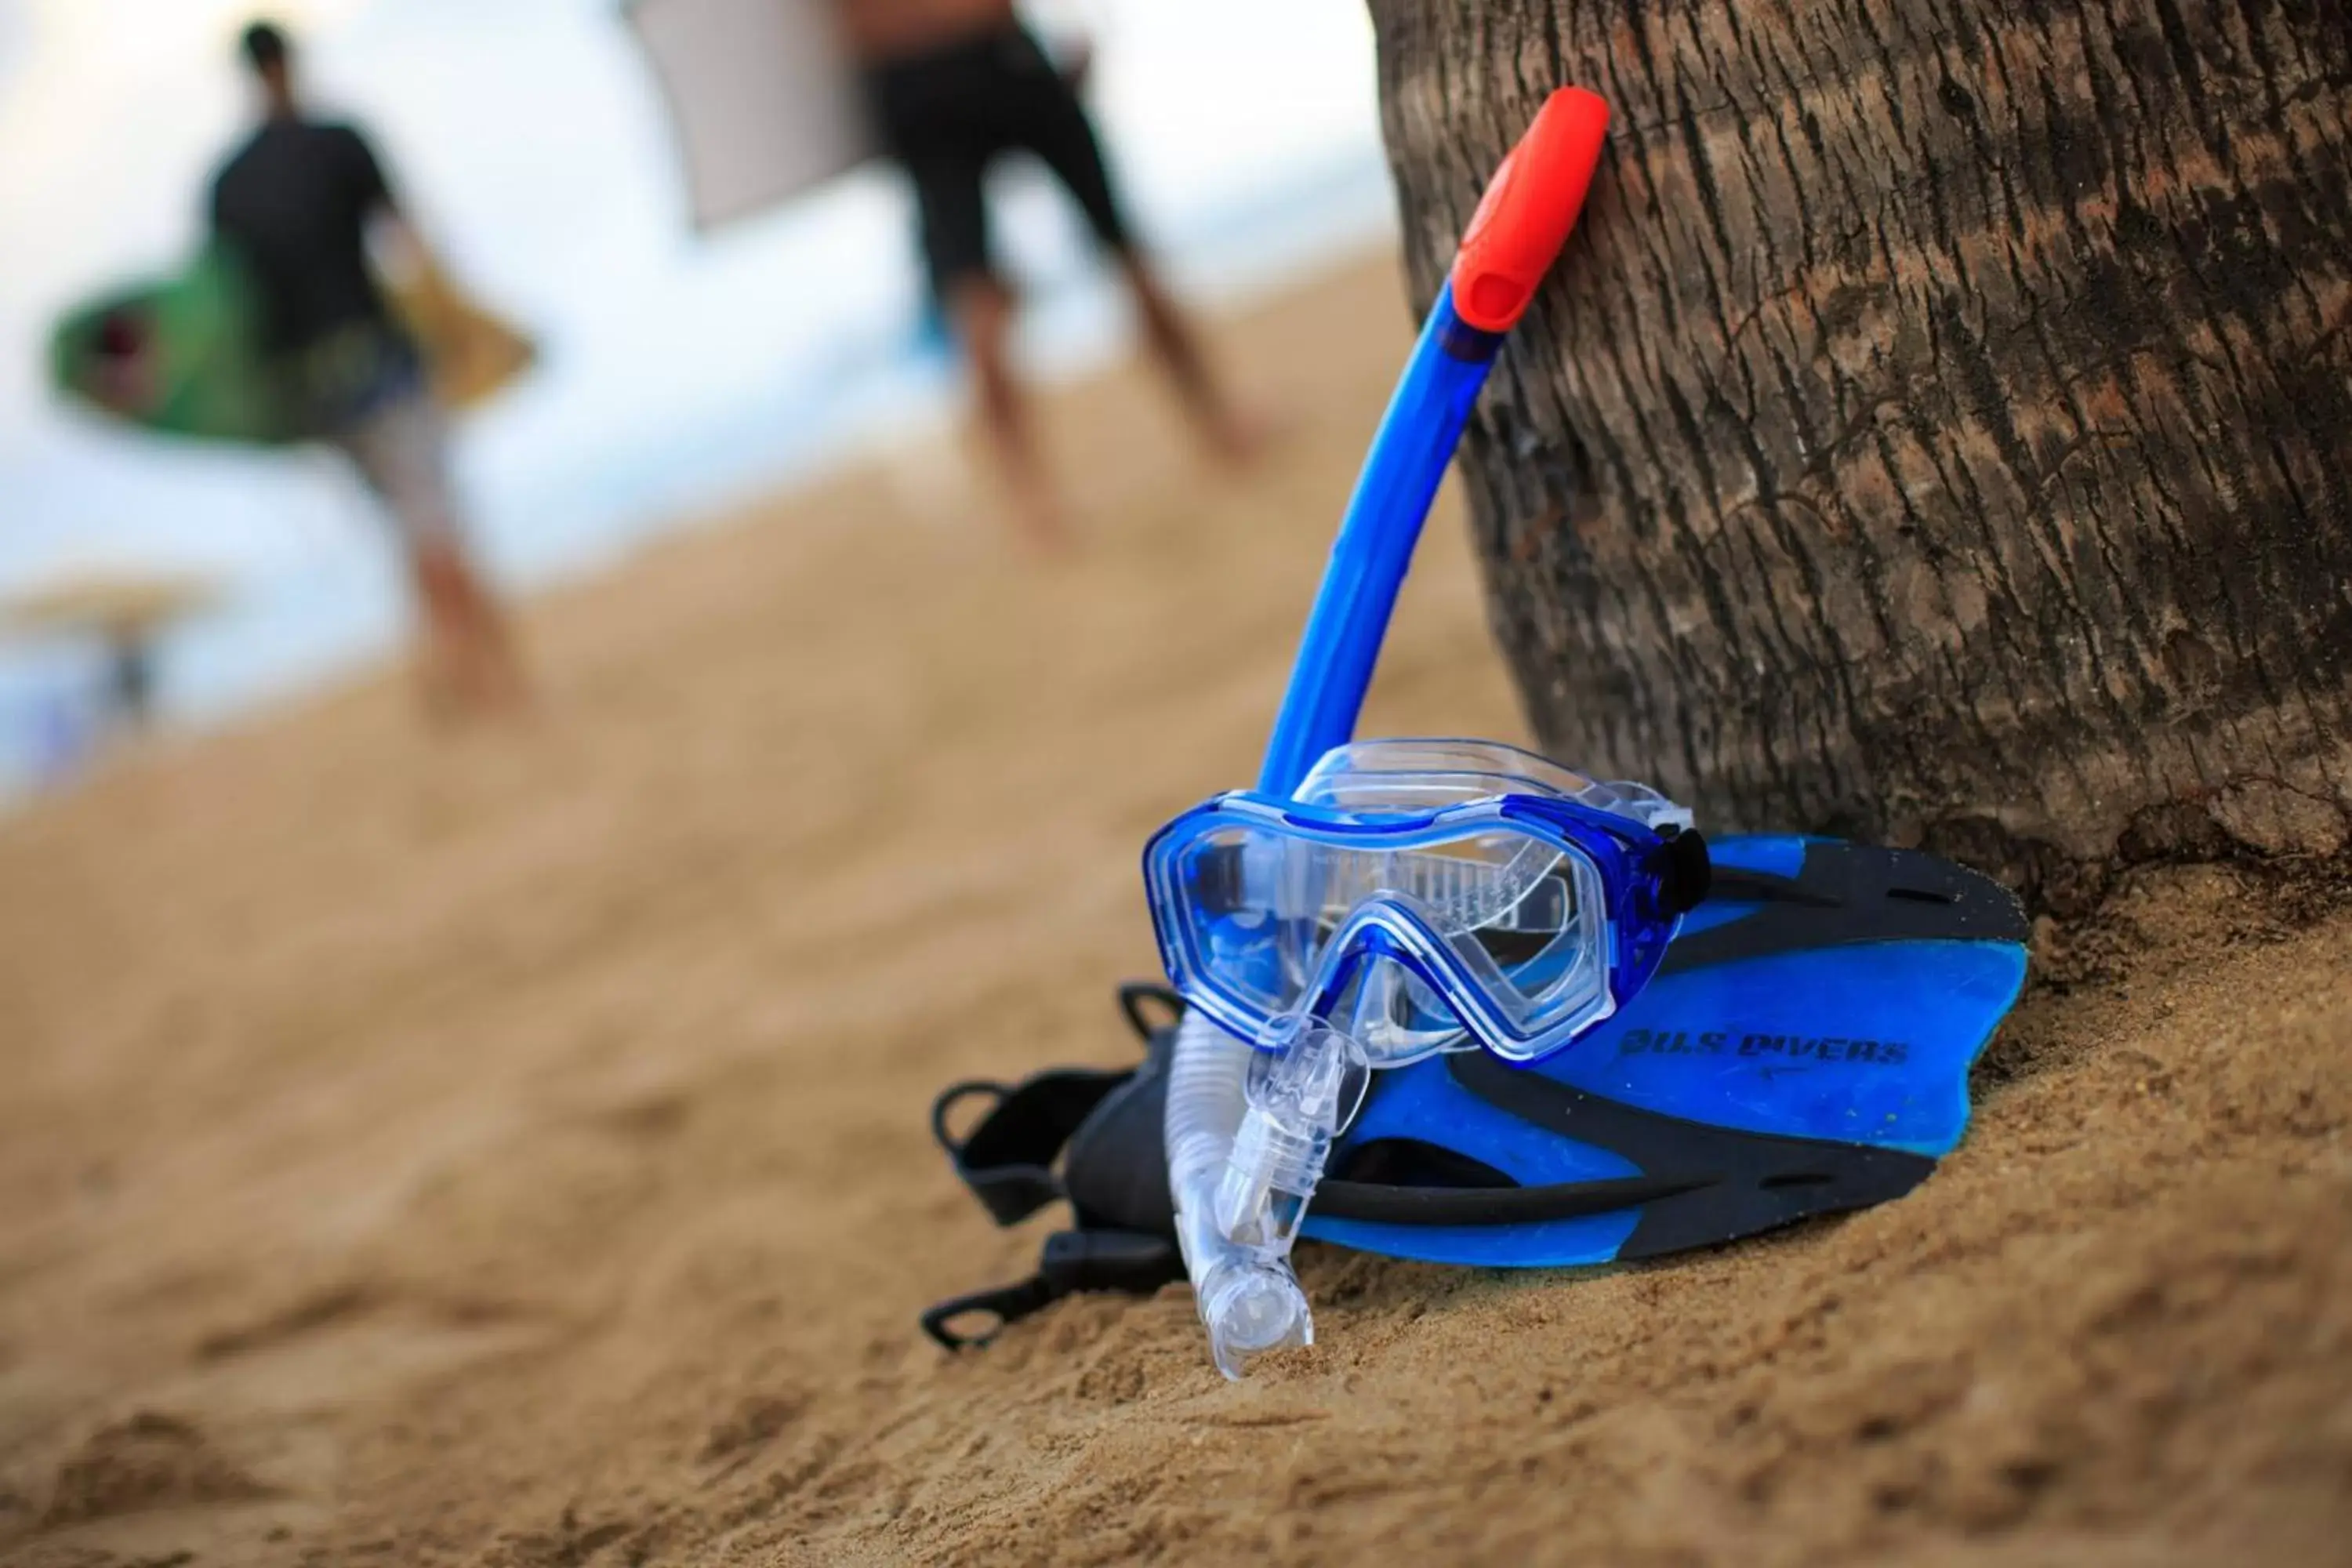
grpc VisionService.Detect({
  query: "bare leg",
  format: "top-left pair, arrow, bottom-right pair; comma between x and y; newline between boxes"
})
948,275 -> 1070,552
345,395 -> 530,723
408,539 -> 528,724
1115,250 -> 1267,465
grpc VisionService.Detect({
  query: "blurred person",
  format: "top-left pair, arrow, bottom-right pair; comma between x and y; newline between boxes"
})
209,20 -> 528,720
844,0 -> 1262,550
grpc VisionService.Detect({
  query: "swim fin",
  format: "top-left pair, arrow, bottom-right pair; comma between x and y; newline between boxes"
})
921,837 -> 2027,1348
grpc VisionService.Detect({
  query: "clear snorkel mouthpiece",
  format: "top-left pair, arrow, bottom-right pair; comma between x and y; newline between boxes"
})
1166,1011 -> 1318,1380
1176,1189 -> 1312,1379
1210,1014 -> 1370,1371
1175,1010 -> 1370,1381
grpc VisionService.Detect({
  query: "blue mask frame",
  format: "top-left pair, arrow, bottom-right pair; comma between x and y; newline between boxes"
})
1145,785 -> 1704,1064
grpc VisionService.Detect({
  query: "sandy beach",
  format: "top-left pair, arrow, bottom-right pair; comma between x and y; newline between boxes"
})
2,253 -> 2347,1567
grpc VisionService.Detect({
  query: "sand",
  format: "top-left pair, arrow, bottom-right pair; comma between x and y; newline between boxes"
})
1,256 -> 2347,1568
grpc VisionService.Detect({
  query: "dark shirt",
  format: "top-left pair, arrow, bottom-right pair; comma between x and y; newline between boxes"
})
208,118 -> 396,358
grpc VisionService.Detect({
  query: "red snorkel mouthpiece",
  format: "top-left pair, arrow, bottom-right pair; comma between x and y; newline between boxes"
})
1448,87 -> 1612,333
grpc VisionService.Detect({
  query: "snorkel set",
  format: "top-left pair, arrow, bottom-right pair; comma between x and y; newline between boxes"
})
1153,741 -> 1706,1374
1152,88 -> 1719,1377
924,88 -> 2031,1380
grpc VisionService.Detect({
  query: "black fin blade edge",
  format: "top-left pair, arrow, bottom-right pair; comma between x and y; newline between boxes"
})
1661,841 -> 2029,976
1304,1051 -> 1938,1249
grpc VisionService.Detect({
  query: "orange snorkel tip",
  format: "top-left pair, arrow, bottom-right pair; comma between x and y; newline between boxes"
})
1447,86 -> 1612,334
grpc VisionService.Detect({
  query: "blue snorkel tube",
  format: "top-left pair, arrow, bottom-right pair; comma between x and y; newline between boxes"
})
1254,285 -> 1506,797
1163,88 -> 1617,1379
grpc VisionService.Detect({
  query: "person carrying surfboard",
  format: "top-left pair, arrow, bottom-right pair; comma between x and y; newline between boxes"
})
208,20 -> 528,721
843,0 -> 1263,550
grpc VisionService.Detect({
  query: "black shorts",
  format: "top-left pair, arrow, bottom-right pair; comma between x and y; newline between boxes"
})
864,26 -> 1133,299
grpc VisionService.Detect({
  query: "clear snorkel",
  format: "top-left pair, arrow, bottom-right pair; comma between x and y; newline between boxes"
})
1163,89 -> 1618,1379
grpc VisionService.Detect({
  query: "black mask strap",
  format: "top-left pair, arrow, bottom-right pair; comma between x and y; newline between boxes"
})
920,1229 -> 1184,1350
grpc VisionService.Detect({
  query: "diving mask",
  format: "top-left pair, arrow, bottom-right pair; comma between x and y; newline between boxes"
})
1146,739 -> 1707,1066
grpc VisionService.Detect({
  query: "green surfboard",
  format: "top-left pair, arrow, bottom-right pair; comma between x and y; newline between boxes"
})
49,247 -> 535,449
49,247 -> 300,446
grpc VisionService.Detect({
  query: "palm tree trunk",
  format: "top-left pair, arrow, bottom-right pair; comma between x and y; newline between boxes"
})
1369,0 -> 2352,909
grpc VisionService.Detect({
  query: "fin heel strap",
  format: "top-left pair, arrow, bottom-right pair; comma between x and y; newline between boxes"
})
920,1229 -> 1184,1351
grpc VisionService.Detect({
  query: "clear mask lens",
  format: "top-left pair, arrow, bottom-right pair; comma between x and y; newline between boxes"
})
1178,818 -> 1613,1065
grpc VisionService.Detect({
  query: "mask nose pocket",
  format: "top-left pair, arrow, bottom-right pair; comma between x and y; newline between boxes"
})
1342,956 -> 1468,1063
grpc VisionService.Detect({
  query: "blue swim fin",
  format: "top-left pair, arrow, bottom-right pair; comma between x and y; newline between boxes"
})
1304,835 -> 2029,1265
921,837 -> 2027,1347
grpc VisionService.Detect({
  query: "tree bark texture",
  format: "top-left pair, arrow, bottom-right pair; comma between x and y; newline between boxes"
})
1369,0 -> 2352,903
